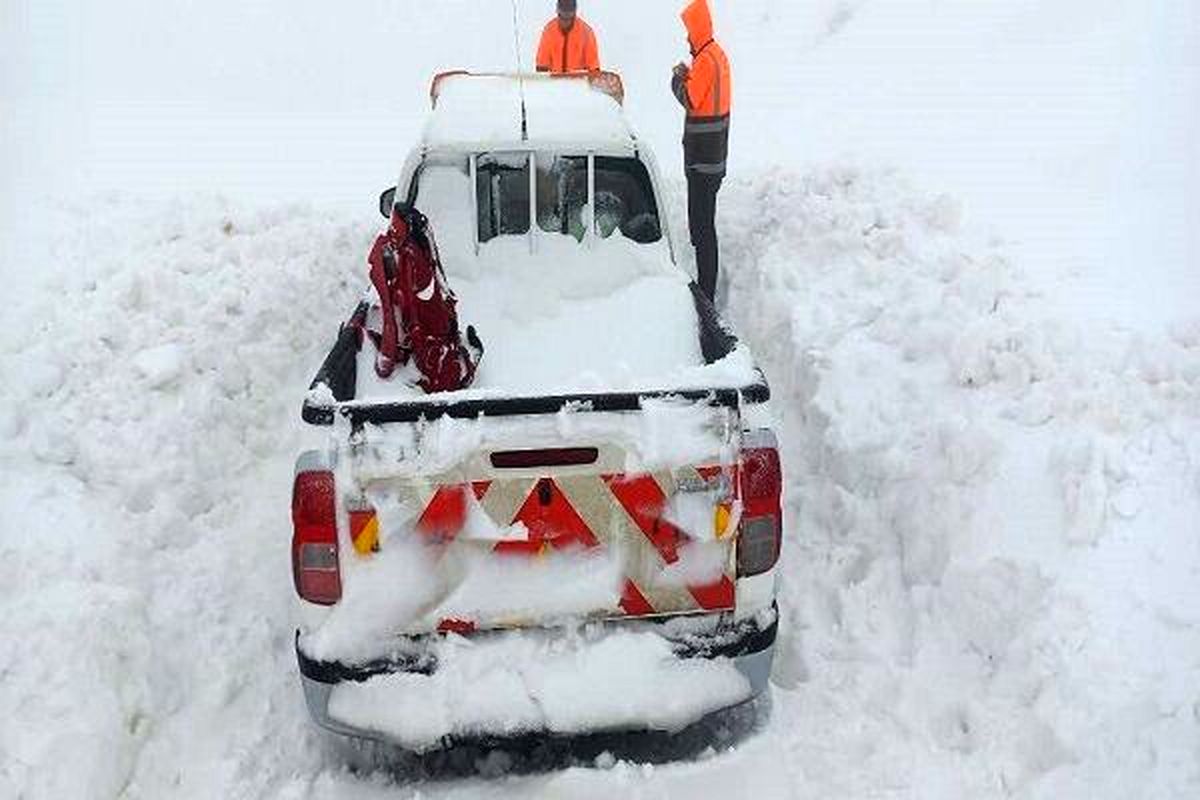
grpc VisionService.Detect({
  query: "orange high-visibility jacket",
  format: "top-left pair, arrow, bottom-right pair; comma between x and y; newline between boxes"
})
535,17 -> 600,73
675,0 -> 732,176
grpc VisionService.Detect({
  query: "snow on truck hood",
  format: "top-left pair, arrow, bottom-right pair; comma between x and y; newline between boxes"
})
354,233 -> 758,403
423,73 -> 636,151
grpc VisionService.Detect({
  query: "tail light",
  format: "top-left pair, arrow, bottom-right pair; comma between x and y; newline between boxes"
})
292,470 -> 341,605
738,431 -> 782,577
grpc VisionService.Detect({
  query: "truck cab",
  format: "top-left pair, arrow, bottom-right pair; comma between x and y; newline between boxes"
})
293,72 -> 782,751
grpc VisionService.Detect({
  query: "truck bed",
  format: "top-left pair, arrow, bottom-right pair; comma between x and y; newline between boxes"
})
302,283 -> 768,426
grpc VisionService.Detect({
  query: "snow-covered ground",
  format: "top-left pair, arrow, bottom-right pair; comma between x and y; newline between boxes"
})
2,1 -> 1197,798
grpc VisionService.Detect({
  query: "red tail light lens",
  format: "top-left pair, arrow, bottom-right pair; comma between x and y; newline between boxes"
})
738,435 -> 782,577
742,446 -> 782,512
292,470 -> 341,605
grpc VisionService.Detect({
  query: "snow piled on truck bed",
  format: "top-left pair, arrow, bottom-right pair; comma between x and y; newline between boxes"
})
354,235 -> 753,401
352,159 -> 756,402
3,165 -> 1198,799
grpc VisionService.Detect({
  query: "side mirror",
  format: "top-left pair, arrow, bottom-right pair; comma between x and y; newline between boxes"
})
378,187 -> 397,219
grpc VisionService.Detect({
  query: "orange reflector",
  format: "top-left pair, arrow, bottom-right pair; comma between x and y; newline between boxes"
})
350,510 -> 379,555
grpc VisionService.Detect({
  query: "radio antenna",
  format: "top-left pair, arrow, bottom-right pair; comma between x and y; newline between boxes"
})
509,0 -> 529,140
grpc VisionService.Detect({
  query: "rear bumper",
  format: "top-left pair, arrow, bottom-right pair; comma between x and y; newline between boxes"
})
296,606 -> 777,746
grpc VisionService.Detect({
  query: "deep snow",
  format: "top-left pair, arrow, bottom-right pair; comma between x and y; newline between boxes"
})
2,1 -> 1198,799
324,627 -> 752,750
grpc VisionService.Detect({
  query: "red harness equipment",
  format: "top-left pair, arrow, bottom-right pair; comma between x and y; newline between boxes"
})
367,208 -> 480,393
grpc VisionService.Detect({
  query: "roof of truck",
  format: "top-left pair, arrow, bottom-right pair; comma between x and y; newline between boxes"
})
422,72 -> 637,153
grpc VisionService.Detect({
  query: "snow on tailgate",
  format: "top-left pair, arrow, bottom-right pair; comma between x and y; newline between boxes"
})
302,400 -> 741,664
325,627 -> 751,750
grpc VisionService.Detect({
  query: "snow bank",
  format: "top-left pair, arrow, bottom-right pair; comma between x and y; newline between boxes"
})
3,168 -> 1198,798
6,156 -> 1196,799
3,0 -> 1198,793
0,196 -> 369,799
0,479 -> 152,800
711,165 -> 1200,798
326,628 -> 751,751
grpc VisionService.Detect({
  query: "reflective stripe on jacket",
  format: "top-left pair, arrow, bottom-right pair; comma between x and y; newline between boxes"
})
535,18 -> 600,73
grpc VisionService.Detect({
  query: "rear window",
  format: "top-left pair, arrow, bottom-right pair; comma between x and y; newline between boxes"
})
536,155 -> 588,241
474,153 -> 661,246
594,157 -> 662,245
476,153 -> 530,243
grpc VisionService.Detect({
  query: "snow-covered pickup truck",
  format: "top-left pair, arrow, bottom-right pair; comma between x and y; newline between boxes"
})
292,72 -> 782,751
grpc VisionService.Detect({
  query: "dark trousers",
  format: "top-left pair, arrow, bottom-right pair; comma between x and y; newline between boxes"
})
687,172 -> 723,302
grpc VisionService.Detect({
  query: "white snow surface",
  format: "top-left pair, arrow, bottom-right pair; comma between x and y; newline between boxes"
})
352,159 -> 757,400
326,629 -> 751,750
347,400 -> 732,481
303,534 -> 627,665
353,235 -> 742,400
3,1 -> 1199,799
425,73 -> 633,150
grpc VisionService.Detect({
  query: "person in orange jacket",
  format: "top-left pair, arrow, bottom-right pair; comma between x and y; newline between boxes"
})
536,0 -> 600,74
672,0 -> 731,303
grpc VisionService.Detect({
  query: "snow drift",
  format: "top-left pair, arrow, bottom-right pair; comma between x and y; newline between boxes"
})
2,164 -> 1197,798
3,0 -> 1199,797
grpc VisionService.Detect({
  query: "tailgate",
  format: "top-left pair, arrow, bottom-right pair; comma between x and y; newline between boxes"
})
339,403 -> 742,633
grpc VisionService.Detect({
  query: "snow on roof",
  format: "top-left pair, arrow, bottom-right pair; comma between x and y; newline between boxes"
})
423,73 -> 636,152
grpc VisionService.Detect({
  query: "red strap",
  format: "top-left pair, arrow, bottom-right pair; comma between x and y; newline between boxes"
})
368,235 -> 400,370
369,221 -> 479,391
